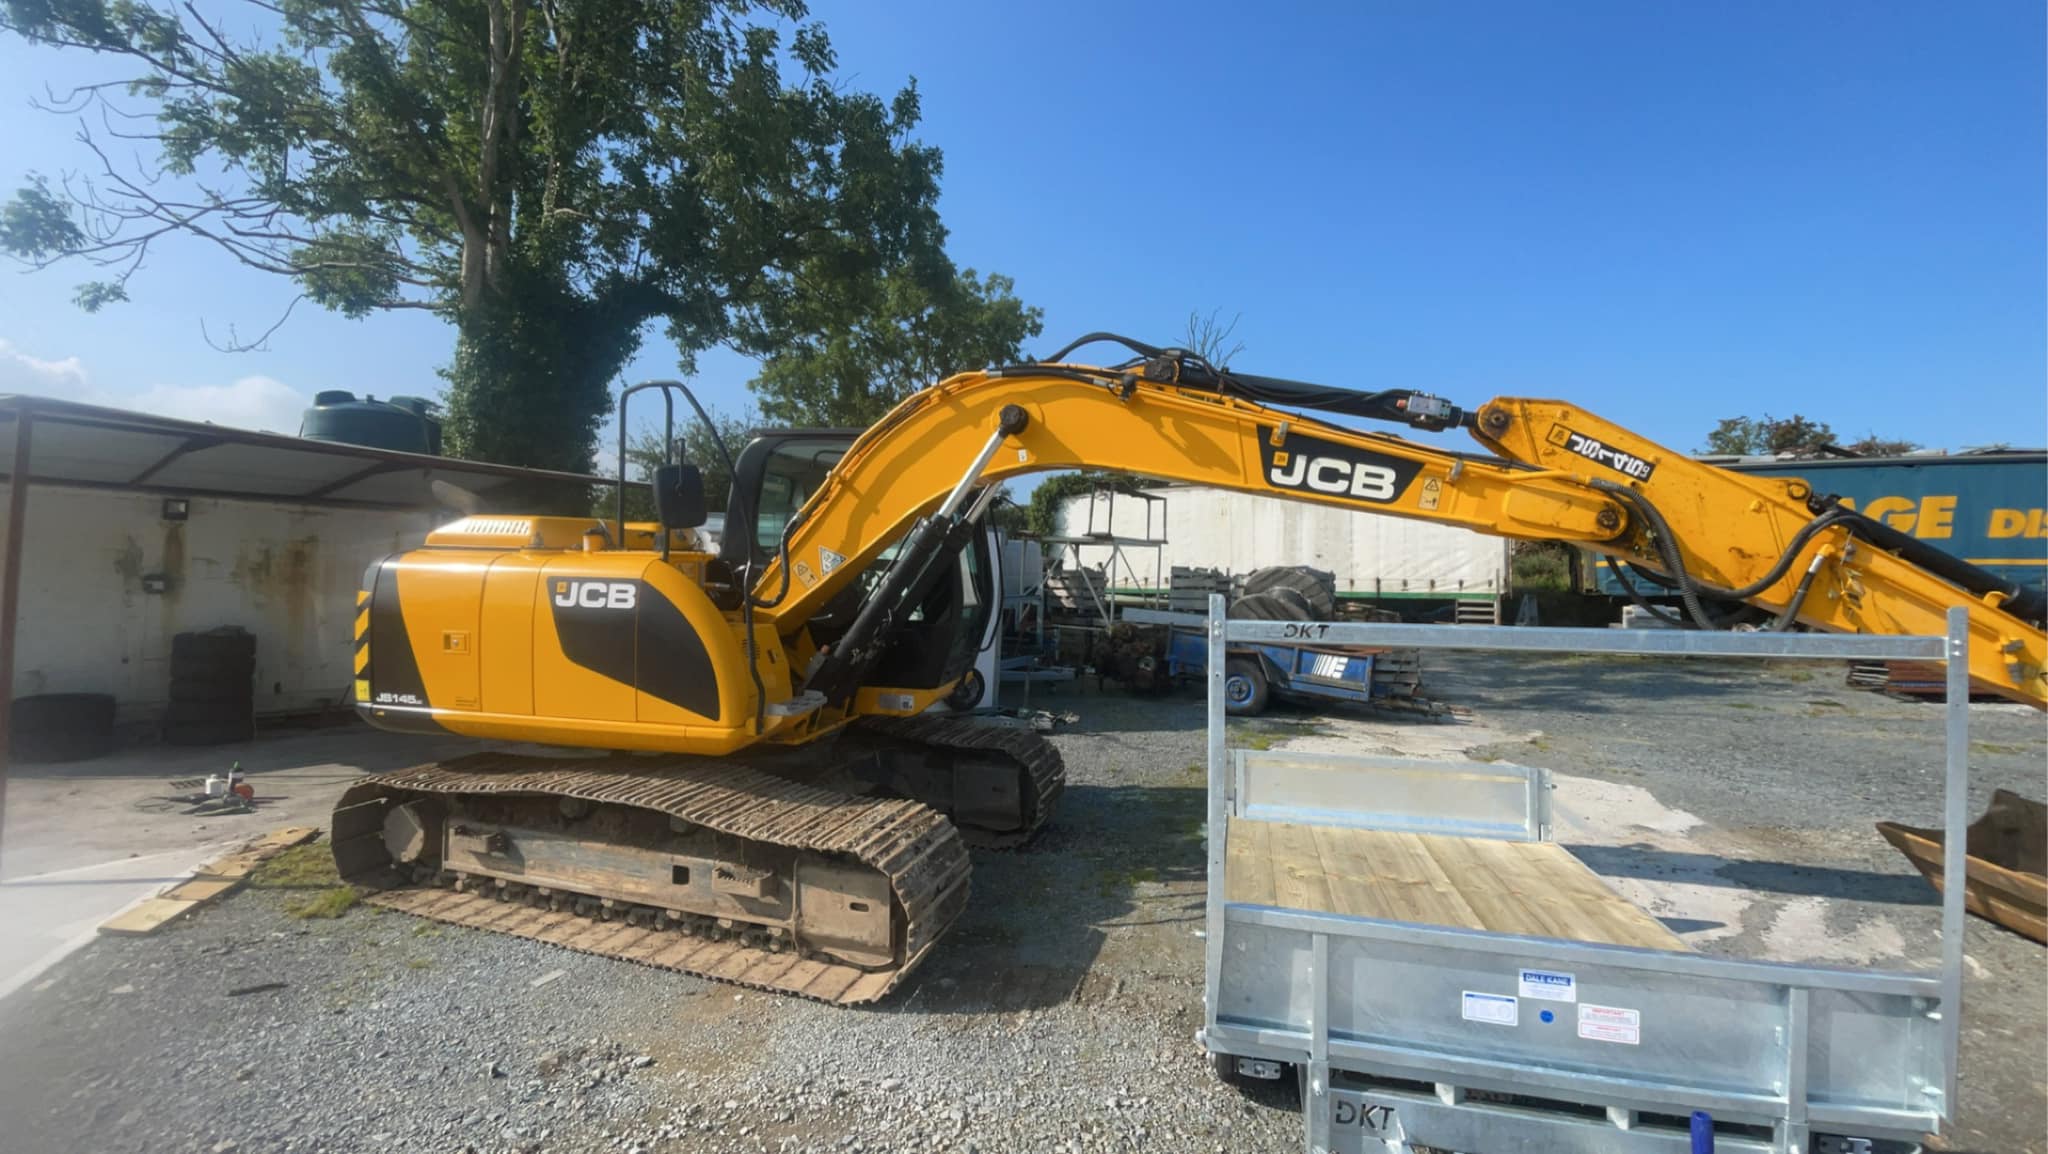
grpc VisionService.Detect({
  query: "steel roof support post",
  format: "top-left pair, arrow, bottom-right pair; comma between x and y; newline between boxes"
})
0,407 -> 35,869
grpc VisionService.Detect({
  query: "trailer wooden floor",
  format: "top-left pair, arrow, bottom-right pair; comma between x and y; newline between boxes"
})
1224,818 -> 1688,951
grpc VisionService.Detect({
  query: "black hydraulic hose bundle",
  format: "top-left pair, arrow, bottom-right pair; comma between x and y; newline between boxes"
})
1592,478 -> 2042,633
1814,498 -> 2046,625
1589,480 -> 1721,630
1593,477 -> 1866,631
1019,332 -> 1463,428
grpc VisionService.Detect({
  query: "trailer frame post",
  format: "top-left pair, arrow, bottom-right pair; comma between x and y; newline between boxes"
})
1202,593 -> 1228,1035
1938,605 -> 1969,1117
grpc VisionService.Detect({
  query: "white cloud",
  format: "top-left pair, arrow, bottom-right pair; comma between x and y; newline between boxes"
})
0,337 -> 308,434
130,375 -> 309,435
0,339 -> 89,394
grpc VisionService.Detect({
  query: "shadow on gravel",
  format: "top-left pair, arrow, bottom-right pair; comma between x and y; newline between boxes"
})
1568,843 -> 1940,906
1046,692 -> 1205,734
1071,684 -> 1467,733
1429,655 -> 1799,716
894,780 -> 1211,1015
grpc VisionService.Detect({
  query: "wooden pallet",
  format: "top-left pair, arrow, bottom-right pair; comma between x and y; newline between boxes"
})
1225,818 -> 1686,951
99,826 -> 320,936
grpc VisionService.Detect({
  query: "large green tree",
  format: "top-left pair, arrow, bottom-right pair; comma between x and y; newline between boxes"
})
750,264 -> 1041,427
0,0 -> 950,500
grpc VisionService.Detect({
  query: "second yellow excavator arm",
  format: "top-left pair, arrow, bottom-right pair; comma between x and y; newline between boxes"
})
749,350 -> 2045,707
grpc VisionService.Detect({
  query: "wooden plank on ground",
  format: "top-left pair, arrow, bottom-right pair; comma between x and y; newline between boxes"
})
100,898 -> 204,935
98,826 -> 326,937
163,877 -> 242,904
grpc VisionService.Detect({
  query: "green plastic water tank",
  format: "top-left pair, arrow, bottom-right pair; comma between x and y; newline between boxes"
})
299,391 -> 442,455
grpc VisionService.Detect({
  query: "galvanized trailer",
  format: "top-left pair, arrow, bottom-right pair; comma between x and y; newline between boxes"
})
1193,597 -> 1969,1154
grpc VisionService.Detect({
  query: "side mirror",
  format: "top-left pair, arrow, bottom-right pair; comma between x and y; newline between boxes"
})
653,463 -> 707,530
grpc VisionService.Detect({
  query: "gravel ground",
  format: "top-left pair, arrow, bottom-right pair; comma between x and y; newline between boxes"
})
0,656 -> 2041,1154
0,688 -> 1305,1154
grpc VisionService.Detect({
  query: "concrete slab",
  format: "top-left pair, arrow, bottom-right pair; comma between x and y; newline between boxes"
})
0,845 -> 218,1000
0,722 -> 491,1001
0,724 -> 488,881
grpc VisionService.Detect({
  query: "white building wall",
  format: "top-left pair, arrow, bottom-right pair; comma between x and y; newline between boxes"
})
0,486 -> 437,721
1056,485 -> 1508,596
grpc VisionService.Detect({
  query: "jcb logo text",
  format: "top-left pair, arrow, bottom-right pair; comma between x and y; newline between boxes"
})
1269,454 -> 1399,501
1256,427 -> 1422,509
554,580 -> 637,610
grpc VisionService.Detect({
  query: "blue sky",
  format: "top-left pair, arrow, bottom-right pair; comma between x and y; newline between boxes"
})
1,1 -> 2042,472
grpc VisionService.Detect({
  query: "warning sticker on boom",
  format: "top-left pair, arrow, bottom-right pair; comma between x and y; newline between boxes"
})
819,547 -> 847,575
1548,423 -> 1656,482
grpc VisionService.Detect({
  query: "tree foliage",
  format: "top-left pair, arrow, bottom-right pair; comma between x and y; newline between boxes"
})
1702,414 -> 1919,458
1840,433 -> 1921,458
0,0 -> 953,500
1024,471 -> 1147,537
1509,539 -> 1575,592
750,265 -> 1041,427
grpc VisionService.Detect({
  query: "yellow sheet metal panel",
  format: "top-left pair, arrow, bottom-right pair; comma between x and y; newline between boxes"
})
479,554 -> 543,716
392,556 -> 484,712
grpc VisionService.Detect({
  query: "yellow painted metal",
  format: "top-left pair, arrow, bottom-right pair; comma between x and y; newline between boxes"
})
360,360 -> 2042,758
753,373 -> 1628,629
1474,400 -> 2046,704
750,367 -> 2039,705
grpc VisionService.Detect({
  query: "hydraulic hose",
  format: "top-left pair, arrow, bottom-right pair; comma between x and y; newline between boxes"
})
1591,479 -> 1866,631
1589,480 -> 1718,629
1609,559 -> 1690,627
1816,499 -> 2046,626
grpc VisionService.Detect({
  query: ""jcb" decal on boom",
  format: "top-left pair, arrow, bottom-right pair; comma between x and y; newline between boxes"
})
553,580 -> 638,610
1257,427 -> 1424,507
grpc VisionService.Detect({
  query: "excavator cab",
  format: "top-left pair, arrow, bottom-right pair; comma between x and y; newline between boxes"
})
718,428 -> 996,701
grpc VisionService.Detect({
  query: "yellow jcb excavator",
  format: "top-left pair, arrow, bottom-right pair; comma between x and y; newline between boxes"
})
333,333 -> 2047,1003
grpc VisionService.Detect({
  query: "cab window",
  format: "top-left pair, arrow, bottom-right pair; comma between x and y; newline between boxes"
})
755,439 -> 845,548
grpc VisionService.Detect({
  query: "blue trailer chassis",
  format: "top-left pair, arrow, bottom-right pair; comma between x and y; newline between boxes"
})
1165,628 -> 1380,714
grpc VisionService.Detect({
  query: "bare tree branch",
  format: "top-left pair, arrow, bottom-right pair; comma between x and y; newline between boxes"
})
202,292 -> 303,352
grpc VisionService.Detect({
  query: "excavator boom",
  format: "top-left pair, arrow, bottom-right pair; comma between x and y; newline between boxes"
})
752,347 -> 2044,708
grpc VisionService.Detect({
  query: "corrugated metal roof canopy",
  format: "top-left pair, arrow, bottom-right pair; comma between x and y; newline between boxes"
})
0,395 -> 617,511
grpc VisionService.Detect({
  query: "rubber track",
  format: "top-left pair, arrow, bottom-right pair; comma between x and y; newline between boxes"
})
330,753 -> 970,1005
851,715 -> 1066,849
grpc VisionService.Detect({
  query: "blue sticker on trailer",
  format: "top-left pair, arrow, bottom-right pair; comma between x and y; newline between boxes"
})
1592,452 -> 2047,596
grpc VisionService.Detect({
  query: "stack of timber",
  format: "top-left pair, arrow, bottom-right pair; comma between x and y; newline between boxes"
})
1168,566 -> 1236,613
1045,566 -> 1109,618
